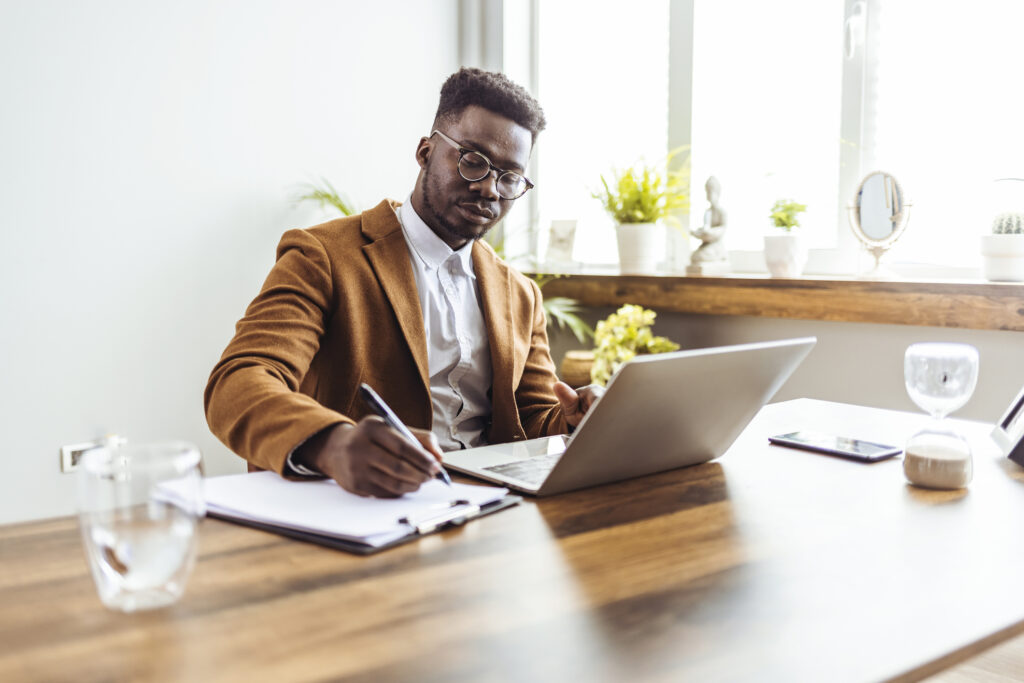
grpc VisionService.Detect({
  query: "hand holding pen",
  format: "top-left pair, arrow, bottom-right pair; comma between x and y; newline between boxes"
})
358,383 -> 453,488
291,385 -> 448,497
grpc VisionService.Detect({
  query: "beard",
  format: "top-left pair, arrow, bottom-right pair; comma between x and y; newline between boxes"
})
420,156 -> 495,247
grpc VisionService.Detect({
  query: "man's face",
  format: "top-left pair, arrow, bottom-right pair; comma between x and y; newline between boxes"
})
412,105 -> 532,250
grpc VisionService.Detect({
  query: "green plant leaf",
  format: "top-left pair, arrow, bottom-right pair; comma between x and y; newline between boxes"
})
293,177 -> 357,217
769,198 -> 807,231
589,303 -> 679,385
542,296 -> 594,344
593,147 -> 691,224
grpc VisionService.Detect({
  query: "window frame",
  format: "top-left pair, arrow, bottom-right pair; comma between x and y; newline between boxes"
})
482,0 -> 982,278
676,0 -> 864,276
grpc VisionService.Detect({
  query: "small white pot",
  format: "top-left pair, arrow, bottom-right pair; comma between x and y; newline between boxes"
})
981,234 -> 1024,282
764,233 -> 807,277
616,222 -> 663,274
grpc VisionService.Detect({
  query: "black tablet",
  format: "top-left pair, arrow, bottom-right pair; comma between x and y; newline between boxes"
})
993,385 -> 1024,467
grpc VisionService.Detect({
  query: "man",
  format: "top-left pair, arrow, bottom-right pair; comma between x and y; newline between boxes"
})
205,68 -> 602,497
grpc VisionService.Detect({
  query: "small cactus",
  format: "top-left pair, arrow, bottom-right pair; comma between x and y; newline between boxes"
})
993,212 -> 1024,234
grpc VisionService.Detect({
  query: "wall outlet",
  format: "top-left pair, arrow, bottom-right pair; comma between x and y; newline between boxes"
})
60,441 -> 101,473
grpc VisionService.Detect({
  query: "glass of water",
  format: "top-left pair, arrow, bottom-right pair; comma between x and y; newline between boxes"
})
77,441 -> 204,612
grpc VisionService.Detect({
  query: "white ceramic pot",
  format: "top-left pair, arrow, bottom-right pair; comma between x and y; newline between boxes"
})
763,233 -> 807,277
616,222 -> 663,274
981,234 -> 1024,282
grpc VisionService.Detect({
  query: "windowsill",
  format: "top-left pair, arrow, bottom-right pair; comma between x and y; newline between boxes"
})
533,270 -> 1024,332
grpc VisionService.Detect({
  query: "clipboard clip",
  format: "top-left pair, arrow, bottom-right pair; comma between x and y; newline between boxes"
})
399,499 -> 481,535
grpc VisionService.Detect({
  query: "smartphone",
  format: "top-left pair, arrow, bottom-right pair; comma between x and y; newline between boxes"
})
768,431 -> 902,462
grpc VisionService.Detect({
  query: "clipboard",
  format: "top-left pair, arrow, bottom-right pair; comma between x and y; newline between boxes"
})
158,472 -> 520,556
209,495 -> 522,555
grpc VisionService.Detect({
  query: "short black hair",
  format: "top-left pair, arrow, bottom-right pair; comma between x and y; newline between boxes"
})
433,67 -> 546,143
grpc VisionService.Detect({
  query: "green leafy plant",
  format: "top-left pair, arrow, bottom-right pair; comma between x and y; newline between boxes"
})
590,304 -> 679,386
769,199 -> 807,231
545,297 -> 593,343
592,148 -> 690,225
489,247 -> 593,344
294,177 -> 593,343
294,177 -> 357,217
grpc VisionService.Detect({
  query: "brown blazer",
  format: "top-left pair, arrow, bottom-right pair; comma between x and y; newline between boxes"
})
205,199 -> 567,475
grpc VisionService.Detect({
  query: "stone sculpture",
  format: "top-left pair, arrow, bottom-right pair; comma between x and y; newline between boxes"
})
686,176 -> 730,275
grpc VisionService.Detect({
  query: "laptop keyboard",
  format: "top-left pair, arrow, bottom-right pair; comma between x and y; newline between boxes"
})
484,452 -> 563,487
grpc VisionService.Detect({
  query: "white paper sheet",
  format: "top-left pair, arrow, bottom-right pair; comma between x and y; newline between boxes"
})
159,471 -> 508,547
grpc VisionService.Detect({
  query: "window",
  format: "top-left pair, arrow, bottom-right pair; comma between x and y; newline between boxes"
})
534,0 -> 670,266
690,0 -> 845,253
869,0 -> 1024,271
506,0 -> 1024,275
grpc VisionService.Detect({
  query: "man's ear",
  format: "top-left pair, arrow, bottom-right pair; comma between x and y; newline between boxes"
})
414,137 -> 432,170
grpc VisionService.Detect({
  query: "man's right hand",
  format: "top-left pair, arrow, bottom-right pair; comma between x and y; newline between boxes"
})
295,418 -> 444,497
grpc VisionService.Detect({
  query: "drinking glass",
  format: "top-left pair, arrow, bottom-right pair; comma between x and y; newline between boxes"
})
903,343 -> 979,489
77,441 -> 204,612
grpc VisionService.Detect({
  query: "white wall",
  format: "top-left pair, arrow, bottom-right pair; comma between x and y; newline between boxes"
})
0,0 -> 459,524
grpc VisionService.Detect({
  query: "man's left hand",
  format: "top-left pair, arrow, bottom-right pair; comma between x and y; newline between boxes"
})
553,381 -> 605,428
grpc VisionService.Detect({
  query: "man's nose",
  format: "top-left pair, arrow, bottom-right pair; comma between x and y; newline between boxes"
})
469,170 -> 500,200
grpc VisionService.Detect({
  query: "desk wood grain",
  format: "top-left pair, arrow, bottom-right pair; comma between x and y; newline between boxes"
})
3,400 -> 1024,682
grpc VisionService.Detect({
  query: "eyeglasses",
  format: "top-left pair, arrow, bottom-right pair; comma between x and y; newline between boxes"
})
431,130 -> 534,200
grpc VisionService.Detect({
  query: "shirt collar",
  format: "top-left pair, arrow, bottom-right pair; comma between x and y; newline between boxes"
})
399,198 -> 475,274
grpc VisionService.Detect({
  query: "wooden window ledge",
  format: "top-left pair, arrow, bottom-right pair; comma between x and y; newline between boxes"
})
534,273 -> 1024,332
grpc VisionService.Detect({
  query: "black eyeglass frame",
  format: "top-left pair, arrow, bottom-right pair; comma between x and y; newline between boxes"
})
430,129 -> 534,200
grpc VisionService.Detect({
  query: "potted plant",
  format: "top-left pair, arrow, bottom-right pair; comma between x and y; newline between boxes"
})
764,199 -> 808,277
981,211 -> 1024,281
981,178 -> 1024,282
590,304 -> 679,386
593,149 -> 690,274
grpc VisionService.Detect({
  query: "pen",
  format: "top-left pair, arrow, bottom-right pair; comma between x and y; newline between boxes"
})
358,383 -> 453,488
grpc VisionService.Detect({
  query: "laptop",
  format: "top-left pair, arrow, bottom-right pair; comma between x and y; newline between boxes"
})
442,336 -> 816,496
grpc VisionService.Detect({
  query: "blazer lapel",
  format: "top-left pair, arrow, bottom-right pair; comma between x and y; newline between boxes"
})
361,201 -> 430,393
473,240 -> 515,398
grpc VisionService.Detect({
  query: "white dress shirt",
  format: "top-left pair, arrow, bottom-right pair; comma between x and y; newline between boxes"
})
285,200 -> 495,474
397,199 -> 493,451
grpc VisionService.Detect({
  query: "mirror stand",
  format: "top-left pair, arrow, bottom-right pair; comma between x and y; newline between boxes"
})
848,172 -> 910,280
846,204 -> 900,279
862,243 -> 898,280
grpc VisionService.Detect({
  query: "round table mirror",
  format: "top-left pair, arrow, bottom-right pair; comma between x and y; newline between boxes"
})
848,171 -> 910,278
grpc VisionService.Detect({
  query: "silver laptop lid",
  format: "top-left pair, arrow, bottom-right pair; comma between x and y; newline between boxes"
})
535,337 -> 816,495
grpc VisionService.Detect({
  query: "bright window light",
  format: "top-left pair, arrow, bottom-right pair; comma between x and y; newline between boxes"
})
690,0 -> 845,252
536,0 -> 669,265
530,0 -> 1024,273
874,1 -> 1024,269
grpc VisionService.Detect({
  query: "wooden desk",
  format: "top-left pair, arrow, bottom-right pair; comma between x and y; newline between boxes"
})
3,399 -> 1024,682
